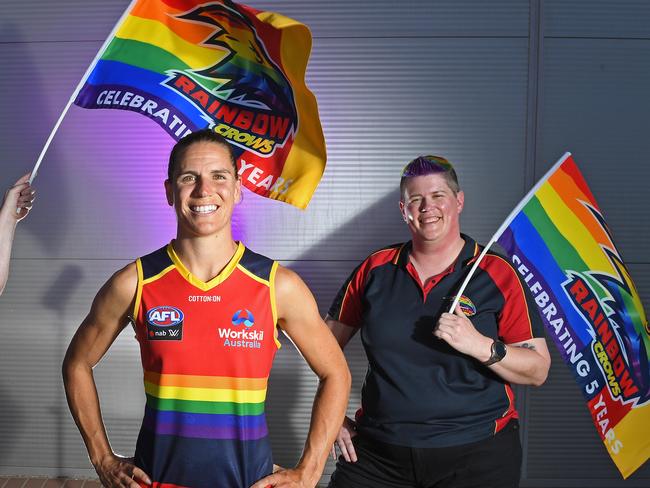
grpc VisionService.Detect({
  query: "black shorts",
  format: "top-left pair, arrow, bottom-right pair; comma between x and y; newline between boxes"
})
328,420 -> 522,488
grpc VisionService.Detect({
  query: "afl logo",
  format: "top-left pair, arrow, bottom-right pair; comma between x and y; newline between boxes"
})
232,309 -> 255,327
148,306 -> 184,326
146,306 -> 184,341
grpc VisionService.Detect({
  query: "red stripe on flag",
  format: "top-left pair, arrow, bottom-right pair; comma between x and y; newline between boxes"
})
558,155 -> 598,207
161,0 -> 206,10
587,387 -> 633,441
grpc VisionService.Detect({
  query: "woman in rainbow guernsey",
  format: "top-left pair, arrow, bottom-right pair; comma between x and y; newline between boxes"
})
63,129 -> 350,488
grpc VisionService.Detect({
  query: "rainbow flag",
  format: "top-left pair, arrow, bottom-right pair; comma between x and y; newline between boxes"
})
496,152 -> 649,478
74,0 -> 326,209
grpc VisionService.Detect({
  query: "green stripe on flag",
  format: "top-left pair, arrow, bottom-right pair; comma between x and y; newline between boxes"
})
523,196 -> 588,273
103,37 -> 189,74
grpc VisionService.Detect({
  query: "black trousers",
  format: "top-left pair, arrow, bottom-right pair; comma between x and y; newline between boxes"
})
328,420 -> 522,488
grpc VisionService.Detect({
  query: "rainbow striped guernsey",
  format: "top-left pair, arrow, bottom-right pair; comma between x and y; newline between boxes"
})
133,242 -> 280,487
74,0 -> 326,209
142,372 -> 268,440
496,153 -> 649,478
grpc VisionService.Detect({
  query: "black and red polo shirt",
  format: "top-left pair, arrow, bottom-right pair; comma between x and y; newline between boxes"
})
328,235 -> 545,448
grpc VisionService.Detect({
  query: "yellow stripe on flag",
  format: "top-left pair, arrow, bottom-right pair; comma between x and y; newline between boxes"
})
116,15 -> 227,70
603,409 -> 650,478
258,11 -> 325,209
536,183 -> 615,274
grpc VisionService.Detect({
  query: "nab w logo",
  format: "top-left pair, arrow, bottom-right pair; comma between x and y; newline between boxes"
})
146,306 -> 184,341
232,309 -> 255,328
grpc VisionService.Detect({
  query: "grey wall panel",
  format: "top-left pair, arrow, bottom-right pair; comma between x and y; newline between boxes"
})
0,40 -> 179,261
267,321 -> 366,480
0,258 -> 141,475
0,1 -> 128,43
232,37 -> 531,260
269,260 -> 365,479
537,38 -> 650,264
0,40 -> 101,189
545,0 -> 650,39
257,0 -> 529,38
286,260 -> 356,315
530,6 -> 650,480
630,263 -> 650,307
0,0 -> 528,43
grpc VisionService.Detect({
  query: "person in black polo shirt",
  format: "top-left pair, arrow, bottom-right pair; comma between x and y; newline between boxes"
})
326,155 -> 551,488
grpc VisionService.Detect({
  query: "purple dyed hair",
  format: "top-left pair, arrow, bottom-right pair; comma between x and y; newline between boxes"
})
399,155 -> 460,198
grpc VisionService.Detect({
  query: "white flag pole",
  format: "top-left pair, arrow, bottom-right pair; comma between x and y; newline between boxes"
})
447,151 -> 573,313
28,0 -> 139,185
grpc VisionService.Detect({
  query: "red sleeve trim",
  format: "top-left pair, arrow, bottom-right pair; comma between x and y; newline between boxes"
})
494,384 -> 519,433
479,254 -> 535,343
338,246 -> 400,328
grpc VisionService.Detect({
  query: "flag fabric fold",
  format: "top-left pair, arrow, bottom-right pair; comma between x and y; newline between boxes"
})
74,0 -> 326,209
496,152 -> 649,478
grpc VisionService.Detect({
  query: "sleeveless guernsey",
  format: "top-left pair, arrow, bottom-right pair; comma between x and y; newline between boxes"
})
132,242 -> 280,488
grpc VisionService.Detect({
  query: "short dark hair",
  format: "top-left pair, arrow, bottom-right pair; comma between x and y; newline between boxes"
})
167,129 -> 237,181
399,155 -> 460,199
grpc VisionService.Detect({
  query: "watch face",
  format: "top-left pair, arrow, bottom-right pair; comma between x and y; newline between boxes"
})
495,341 -> 507,359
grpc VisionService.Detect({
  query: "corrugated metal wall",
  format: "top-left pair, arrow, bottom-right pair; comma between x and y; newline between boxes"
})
0,0 -> 648,486
524,1 -> 650,486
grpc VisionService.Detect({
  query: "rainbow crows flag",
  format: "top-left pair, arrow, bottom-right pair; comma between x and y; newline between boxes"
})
497,153 -> 650,477
74,0 -> 326,209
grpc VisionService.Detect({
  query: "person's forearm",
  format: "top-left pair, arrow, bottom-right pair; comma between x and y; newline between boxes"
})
0,212 -> 17,295
62,359 -> 113,466
483,344 -> 550,386
295,373 -> 351,486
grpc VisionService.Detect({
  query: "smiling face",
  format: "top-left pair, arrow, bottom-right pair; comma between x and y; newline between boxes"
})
399,173 -> 464,246
165,141 -> 241,239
